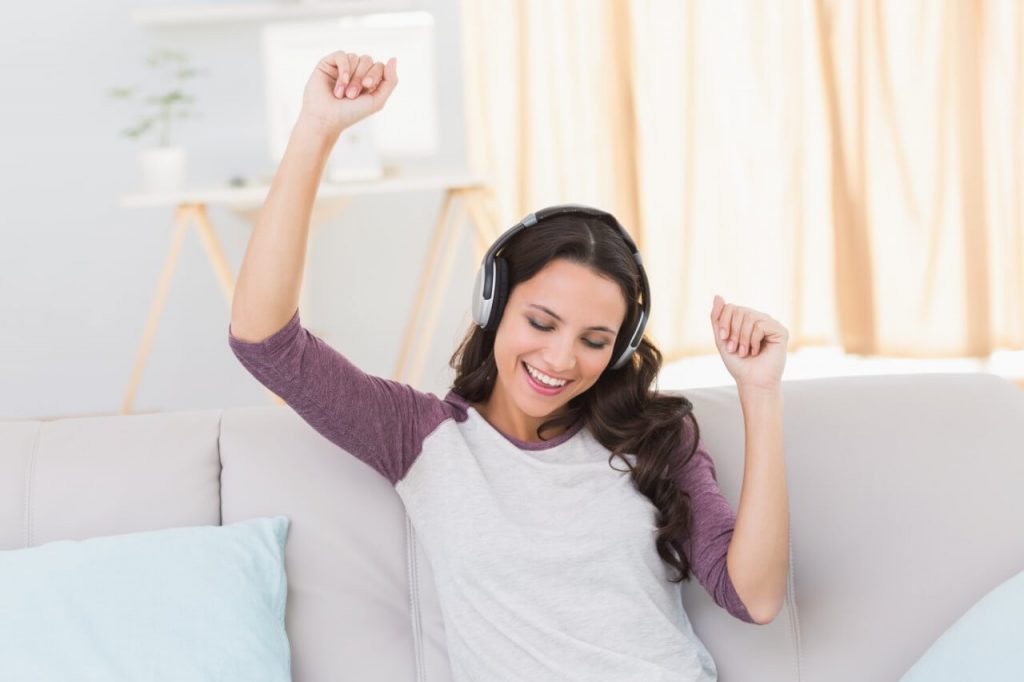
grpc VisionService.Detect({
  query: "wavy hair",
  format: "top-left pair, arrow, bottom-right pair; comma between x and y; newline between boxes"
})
448,213 -> 702,583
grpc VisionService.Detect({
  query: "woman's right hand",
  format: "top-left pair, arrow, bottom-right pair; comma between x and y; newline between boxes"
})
298,51 -> 398,138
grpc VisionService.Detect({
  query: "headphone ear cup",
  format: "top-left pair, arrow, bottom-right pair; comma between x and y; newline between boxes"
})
485,256 -> 509,332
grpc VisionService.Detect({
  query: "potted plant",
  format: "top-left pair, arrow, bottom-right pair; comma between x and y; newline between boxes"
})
108,48 -> 205,193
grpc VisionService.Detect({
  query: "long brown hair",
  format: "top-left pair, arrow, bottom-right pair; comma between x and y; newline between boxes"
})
448,213 -> 701,583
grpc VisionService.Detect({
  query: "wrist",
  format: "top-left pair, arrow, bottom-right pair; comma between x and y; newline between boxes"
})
737,384 -> 784,424
293,113 -> 344,148
737,382 -> 783,400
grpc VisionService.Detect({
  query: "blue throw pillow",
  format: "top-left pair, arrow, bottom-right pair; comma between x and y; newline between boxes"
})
0,516 -> 291,682
900,568 -> 1024,681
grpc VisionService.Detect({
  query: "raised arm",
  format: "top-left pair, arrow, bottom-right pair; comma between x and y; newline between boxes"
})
227,53 -> 452,486
674,438 -> 760,625
230,51 -> 398,342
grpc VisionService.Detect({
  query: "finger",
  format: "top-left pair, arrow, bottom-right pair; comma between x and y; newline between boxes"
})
360,62 -> 385,92
320,51 -> 341,77
728,308 -> 744,353
318,52 -> 343,94
371,57 -> 399,103
328,52 -> 358,97
750,321 -> 765,356
710,294 -> 724,324
738,313 -> 757,356
346,54 -> 374,98
343,52 -> 359,84
718,303 -> 734,345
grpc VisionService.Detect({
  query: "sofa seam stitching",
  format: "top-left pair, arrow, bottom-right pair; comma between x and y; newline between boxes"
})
217,410 -> 224,526
407,514 -> 426,682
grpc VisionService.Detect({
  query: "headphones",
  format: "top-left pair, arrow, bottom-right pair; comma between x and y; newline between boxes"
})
471,203 -> 650,371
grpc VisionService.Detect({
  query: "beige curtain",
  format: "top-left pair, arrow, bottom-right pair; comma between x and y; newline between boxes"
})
459,0 -> 1024,360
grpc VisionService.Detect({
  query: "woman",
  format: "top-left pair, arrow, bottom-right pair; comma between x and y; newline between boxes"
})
229,51 -> 790,682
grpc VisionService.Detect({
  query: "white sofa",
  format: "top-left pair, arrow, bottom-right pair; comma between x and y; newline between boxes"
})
2,372 -> 1022,681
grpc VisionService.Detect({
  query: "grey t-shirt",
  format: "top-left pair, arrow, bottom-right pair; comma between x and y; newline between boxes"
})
229,309 -> 758,681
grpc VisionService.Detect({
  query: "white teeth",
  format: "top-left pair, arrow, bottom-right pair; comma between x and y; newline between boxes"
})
525,363 -> 567,387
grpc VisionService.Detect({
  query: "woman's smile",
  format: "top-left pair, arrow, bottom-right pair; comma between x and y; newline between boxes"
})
522,361 -> 574,396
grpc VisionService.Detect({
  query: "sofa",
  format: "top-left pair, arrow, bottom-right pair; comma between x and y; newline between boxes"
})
1,371 -> 1022,681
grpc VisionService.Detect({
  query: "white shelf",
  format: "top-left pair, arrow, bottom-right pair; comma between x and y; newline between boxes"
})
131,0 -> 419,26
119,166 -> 489,208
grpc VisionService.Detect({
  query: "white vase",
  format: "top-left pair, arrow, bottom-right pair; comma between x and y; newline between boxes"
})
139,146 -> 186,193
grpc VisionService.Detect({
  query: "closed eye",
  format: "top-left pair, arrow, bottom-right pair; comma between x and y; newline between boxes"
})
527,317 -> 607,350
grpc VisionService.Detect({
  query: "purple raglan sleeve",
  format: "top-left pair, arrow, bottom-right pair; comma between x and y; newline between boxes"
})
674,436 -> 759,625
227,308 -> 453,485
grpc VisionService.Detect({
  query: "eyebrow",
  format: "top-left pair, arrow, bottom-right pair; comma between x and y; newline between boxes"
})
527,304 -> 616,334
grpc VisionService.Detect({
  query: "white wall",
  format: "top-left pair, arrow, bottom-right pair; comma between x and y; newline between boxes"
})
0,0 -> 477,419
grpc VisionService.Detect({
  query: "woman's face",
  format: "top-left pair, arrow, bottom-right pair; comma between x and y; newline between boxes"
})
492,258 -> 628,420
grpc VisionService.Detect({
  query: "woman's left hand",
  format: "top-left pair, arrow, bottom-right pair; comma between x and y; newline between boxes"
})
711,294 -> 789,390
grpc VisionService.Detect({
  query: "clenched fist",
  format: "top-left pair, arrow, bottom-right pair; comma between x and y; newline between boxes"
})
298,51 -> 399,138
711,294 -> 789,390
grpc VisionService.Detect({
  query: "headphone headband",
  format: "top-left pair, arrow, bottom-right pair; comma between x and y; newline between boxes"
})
471,203 -> 650,371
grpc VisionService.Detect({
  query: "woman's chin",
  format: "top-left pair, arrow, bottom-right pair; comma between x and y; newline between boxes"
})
516,389 -> 574,418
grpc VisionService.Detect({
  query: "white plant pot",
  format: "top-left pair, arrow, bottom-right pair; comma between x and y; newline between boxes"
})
139,146 -> 186,193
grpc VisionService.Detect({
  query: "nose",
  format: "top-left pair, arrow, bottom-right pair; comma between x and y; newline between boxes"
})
541,333 -> 576,375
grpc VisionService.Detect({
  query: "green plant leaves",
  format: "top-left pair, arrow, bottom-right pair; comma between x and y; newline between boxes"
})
108,47 -> 206,146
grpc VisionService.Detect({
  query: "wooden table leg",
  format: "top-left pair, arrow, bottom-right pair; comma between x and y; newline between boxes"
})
123,202 -> 290,413
393,190 -> 458,381
406,196 -> 469,387
121,206 -> 191,414
190,204 -> 236,304
464,188 -> 501,260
